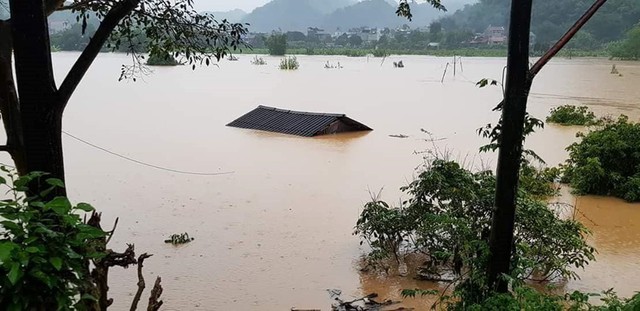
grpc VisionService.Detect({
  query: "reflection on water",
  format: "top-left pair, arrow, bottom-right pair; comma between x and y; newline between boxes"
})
1,54 -> 639,309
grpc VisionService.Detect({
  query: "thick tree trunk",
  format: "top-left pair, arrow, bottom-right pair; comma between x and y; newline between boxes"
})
0,20 -> 26,170
486,0 -> 533,293
9,0 -> 66,193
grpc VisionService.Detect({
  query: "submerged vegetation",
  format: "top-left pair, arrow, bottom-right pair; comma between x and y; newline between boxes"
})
546,105 -> 599,126
250,56 -> 267,65
356,158 -> 592,280
279,56 -> 299,70
146,50 -> 180,66
563,115 -> 640,202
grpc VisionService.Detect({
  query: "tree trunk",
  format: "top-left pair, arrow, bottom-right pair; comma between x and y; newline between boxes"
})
9,0 -> 66,194
486,0 -> 533,293
0,20 -> 26,170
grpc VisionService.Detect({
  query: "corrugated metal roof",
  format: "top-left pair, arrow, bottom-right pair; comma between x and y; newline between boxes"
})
227,105 -> 371,137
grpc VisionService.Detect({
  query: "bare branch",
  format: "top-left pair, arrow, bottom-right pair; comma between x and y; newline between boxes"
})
130,253 -> 153,311
105,216 -> 119,244
57,0 -> 141,110
147,277 -> 163,311
530,0 -> 608,78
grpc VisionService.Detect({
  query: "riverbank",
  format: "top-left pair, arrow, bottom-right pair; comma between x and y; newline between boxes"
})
237,47 -> 610,58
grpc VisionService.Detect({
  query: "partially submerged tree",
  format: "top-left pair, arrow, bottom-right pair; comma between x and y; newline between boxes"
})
0,0 -> 247,193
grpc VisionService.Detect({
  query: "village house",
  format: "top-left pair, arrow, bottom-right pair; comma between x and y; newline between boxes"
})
485,25 -> 507,45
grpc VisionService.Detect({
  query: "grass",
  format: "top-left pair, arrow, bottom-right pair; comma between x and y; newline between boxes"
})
279,56 -> 299,70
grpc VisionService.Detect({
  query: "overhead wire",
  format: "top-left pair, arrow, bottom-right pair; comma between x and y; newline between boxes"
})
62,131 -> 234,176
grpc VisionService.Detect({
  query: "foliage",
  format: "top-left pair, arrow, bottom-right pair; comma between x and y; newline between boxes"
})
437,0 -> 640,47
33,0 -> 249,80
563,115 -> 640,201
371,49 -> 389,58
146,50 -> 179,66
567,31 -> 600,51
164,232 -> 194,245
610,25 -> 640,60
546,105 -> 600,126
50,22 -> 97,51
355,159 -> 594,284
250,56 -> 267,65
0,168 -> 105,309
0,168 -> 161,310
266,33 -> 287,56
403,286 -> 640,310
279,56 -> 299,70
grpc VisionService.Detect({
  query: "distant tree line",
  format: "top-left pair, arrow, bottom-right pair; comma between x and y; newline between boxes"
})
440,0 -> 640,49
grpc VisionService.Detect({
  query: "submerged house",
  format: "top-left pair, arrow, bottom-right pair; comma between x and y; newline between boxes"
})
227,105 -> 372,137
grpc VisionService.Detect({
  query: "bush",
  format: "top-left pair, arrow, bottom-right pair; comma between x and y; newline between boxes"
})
279,56 -> 299,70
0,170 -> 106,309
355,159 -> 594,284
546,105 -> 599,126
146,50 -> 179,66
0,168 -> 161,310
403,286 -> 640,311
563,115 -> 640,201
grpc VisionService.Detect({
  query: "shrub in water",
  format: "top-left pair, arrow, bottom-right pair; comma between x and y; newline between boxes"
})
546,105 -> 599,126
279,56 -> 299,70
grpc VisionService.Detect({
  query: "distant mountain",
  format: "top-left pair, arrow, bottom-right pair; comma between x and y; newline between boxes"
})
322,0 -> 399,30
206,9 -> 247,23
322,0 -> 457,31
242,0 -> 355,32
239,0 -> 477,33
309,0 -> 357,14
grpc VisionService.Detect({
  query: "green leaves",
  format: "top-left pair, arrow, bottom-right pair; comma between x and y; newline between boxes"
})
563,115 -> 640,201
356,158 -> 595,307
45,178 -> 65,189
44,197 -> 72,215
396,0 -> 447,22
8,262 -> 22,285
49,257 -> 63,271
476,78 -> 499,88
0,242 -> 16,262
546,105 -> 600,126
0,168 -> 108,309
75,203 -> 95,212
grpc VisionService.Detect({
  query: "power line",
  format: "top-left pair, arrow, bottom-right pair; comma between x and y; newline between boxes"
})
62,131 -> 234,176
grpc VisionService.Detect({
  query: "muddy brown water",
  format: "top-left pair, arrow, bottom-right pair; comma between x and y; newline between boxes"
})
1,54 -> 639,310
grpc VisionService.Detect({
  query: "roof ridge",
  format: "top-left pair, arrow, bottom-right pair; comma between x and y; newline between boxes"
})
257,105 -> 346,118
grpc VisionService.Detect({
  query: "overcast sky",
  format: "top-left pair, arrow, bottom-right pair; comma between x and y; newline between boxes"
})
193,0 -> 271,12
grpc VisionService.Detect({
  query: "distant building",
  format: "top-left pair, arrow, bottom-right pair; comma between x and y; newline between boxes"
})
307,27 -> 332,42
485,25 -> 507,45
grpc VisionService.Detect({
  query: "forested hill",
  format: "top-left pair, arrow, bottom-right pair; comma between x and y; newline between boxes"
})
440,0 -> 640,45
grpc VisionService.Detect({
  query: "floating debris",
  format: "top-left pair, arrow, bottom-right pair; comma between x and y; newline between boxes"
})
389,134 -> 409,139
326,289 -> 411,311
164,232 -> 194,245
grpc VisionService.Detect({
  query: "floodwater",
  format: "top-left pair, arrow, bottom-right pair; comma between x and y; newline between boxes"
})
2,54 -> 640,310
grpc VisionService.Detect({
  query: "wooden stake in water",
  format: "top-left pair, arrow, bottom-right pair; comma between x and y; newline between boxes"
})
441,63 -> 450,83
